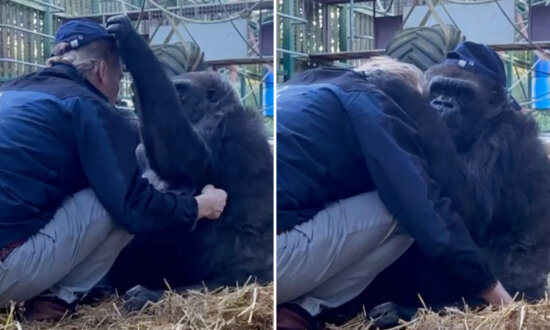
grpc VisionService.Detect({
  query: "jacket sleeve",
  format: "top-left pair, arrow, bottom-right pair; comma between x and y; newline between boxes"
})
339,89 -> 497,297
69,97 -> 199,234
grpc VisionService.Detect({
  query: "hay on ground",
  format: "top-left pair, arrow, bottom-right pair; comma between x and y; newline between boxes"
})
0,282 -> 273,330
326,298 -> 550,330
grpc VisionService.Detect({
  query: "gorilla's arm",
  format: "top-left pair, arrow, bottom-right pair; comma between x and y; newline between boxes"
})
467,114 -> 550,299
107,15 -> 210,185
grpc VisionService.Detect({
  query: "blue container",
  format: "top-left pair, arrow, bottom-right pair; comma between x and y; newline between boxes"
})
263,70 -> 274,117
532,57 -> 550,110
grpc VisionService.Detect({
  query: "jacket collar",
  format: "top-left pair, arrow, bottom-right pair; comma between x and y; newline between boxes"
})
45,63 -> 110,102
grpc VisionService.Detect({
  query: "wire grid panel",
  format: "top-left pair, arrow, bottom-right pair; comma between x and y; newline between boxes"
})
148,1 -> 258,23
282,0 -> 377,55
54,0 -> 93,16
53,0 -> 143,16
146,1 -> 261,57
0,1 -> 48,80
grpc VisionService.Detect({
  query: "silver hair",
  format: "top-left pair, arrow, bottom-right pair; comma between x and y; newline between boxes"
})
354,56 -> 426,94
46,39 -> 120,79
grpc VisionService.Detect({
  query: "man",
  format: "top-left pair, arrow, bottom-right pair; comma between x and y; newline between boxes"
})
0,18 -> 227,320
276,56 -> 512,329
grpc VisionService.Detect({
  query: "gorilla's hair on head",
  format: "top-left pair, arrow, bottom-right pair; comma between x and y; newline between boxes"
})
354,56 -> 426,94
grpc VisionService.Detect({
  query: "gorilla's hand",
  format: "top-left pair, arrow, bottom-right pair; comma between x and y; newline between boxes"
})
123,285 -> 164,311
106,15 -> 148,66
368,302 -> 417,329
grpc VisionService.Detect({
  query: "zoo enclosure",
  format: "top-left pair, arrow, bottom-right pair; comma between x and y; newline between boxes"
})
277,0 -> 550,127
0,0 -> 274,115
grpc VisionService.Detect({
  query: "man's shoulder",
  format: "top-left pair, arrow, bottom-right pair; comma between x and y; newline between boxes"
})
285,66 -> 375,92
1,66 -> 102,103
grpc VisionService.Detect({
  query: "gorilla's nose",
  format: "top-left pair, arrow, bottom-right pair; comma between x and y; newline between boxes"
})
430,96 -> 458,115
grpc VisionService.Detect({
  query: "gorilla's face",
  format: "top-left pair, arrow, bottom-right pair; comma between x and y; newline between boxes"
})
425,65 -> 508,149
172,71 -> 240,137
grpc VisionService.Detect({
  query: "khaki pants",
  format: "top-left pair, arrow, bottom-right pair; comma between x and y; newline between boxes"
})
277,191 -> 413,316
0,188 -> 133,306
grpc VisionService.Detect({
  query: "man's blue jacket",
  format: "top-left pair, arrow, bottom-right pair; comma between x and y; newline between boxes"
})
0,63 -> 198,249
277,66 -> 496,295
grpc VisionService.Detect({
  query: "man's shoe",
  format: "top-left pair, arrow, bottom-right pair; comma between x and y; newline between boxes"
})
23,296 -> 75,322
277,303 -> 318,330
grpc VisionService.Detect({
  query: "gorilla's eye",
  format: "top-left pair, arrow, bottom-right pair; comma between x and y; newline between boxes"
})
189,110 -> 202,122
489,90 -> 498,105
455,88 -> 474,106
206,88 -> 217,102
430,85 -> 446,98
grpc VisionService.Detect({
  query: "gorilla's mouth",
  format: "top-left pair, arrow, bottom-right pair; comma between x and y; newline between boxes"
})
442,115 -> 462,132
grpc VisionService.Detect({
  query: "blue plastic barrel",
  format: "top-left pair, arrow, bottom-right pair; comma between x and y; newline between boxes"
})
263,70 -> 274,116
532,57 -> 550,110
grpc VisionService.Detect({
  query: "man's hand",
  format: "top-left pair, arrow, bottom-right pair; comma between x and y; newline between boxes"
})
481,281 -> 513,305
195,184 -> 228,220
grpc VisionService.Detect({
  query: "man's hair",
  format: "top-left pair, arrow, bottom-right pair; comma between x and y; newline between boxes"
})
354,56 -> 426,94
46,39 -> 120,79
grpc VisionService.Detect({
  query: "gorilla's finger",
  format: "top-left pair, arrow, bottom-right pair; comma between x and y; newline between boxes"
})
368,302 -> 402,329
106,14 -> 130,26
105,24 -> 122,35
368,302 -> 398,318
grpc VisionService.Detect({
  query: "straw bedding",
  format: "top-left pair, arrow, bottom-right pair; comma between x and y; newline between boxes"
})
0,282 -> 273,330
326,298 -> 550,330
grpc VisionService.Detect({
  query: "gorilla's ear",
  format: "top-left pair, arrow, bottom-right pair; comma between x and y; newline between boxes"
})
485,86 -> 509,118
489,90 -> 498,105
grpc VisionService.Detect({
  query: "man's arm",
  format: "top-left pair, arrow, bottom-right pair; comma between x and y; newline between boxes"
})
339,88 -> 501,299
70,97 -> 224,233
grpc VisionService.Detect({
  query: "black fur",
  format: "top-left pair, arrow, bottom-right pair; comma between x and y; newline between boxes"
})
323,66 -> 550,328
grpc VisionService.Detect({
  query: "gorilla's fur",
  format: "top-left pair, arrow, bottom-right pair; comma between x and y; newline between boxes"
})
103,37 -> 273,309
323,66 -> 550,328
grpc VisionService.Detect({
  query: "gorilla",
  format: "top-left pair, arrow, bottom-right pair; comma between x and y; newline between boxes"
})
322,44 -> 550,328
98,16 -> 273,310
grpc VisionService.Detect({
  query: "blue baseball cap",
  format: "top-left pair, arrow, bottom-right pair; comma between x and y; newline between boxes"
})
444,41 -> 521,110
54,19 -> 113,52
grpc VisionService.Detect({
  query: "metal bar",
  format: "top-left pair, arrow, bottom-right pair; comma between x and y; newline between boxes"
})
91,0 -> 100,15
44,0 -> 53,61
339,5 -> 348,51
277,48 -> 309,57
354,34 -> 373,39
322,2 -> 329,52
55,0 -> 272,20
27,0 -> 64,11
308,42 -> 550,62
490,42 -> 550,51
0,24 -> 54,39
0,58 -> 46,68
119,0 -> 141,11
349,0 -> 355,51
207,56 -> 274,66
7,0 -> 63,12
282,0 -> 295,78
278,12 -> 308,24
309,49 -> 383,61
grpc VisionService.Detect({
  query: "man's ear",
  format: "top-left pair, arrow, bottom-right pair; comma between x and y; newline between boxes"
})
97,60 -> 108,84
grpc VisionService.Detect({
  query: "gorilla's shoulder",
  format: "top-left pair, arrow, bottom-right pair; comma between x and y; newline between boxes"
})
495,107 -> 540,141
223,105 -> 269,139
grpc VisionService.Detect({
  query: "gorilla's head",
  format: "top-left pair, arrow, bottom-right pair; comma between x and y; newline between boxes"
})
171,70 -> 240,137
424,42 -> 519,150
425,64 -> 509,149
